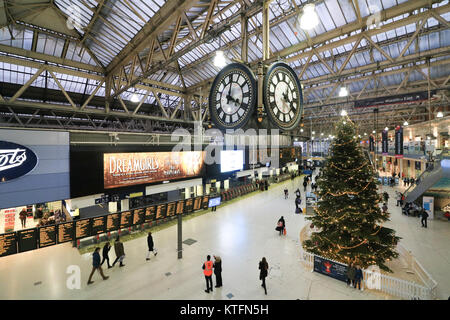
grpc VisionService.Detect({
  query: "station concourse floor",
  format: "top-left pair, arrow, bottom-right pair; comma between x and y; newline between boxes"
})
0,175 -> 448,300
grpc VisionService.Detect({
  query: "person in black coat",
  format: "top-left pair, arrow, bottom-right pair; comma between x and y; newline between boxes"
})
146,232 -> 157,260
88,247 -> 109,285
303,180 -> 308,191
276,216 -> 285,236
100,241 -> 112,268
213,255 -> 222,288
259,257 -> 269,295
420,209 -> 429,228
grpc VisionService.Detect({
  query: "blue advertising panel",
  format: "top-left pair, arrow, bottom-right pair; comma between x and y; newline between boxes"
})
208,197 -> 221,207
313,256 -> 348,282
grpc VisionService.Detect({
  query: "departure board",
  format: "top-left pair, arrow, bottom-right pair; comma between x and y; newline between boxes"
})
185,198 -> 193,213
133,208 -> 144,225
193,197 -> 202,211
39,225 -> 57,248
156,204 -> 167,219
17,229 -> 38,253
0,232 -> 17,257
91,216 -> 106,235
75,219 -> 91,239
58,222 -> 74,243
166,202 -> 176,216
120,211 -> 132,228
145,206 -> 156,222
107,213 -> 120,232
202,196 -> 209,209
176,200 -> 185,215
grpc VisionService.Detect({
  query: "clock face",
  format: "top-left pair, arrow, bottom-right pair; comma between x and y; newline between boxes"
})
263,62 -> 303,131
209,63 -> 256,130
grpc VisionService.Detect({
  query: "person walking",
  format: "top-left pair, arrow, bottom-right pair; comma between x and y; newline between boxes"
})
213,255 -> 222,288
383,191 -> 389,203
382,203 -> 388,213
112,236 -> 125,267
202,255 -> 214,293
396,192 -> 402,206
303,180 -> 307,192
295,188 -> 301,198
100,242 -> 112,268
284,188 -> 289,199
354,265 -> 363,291
146,232 -> 157,260
346,262 -> 356,287
259,257 -> 269,295
19,208 -> 27,228
421,209 -> 429,228
87,247 -> 109,285
276,216 -> 286,236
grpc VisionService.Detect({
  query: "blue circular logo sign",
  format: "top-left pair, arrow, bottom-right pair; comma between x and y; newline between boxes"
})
0,141 -> 38,182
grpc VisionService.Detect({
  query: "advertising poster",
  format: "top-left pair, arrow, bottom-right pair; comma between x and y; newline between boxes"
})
104,151 -> 205,189
382,130 -> 388,155
313,256 -> 347,282
3,208 -> 16,233
395,126 -> 403,158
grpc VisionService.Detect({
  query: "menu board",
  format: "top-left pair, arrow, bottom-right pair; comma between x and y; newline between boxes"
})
185,198 -> 193,213
120,211 -> 132,228
176,200 -> 185,215
107,213 -> 120,231
39,225 -> 57,248
145,206 -> 156,222
58,222 -> 74,243
202,196 -> 209,209
193,197 -> 202,211
133,208 -> 145,225
156,204 -> 167,219
75,219 -> 91,239
17,229 -> 38,253
167,202 -> 176,216
0,232 -> 17,257
91,216 -> 106,235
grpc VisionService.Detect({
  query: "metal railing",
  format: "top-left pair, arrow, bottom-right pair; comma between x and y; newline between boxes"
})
404,150 -> 444,196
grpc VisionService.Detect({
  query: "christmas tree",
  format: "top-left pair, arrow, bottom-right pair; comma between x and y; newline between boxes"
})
303,117 -> 400,272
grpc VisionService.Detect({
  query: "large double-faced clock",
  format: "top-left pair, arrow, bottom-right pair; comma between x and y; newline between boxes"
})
209,63 -> 256,130
263,62 -> 303,131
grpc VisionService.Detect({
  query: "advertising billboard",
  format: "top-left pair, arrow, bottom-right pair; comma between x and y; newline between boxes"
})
104,151 -> 205,189
220,150 -> 244,173
313,256 -> 347,282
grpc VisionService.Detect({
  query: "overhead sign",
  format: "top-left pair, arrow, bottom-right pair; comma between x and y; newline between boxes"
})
354,90 -> 437,108
313,256 -> 347,282
382,131 -> 388,155
0,141 -> 38,182
395,126 -> 404,158
103,151 -> 205,189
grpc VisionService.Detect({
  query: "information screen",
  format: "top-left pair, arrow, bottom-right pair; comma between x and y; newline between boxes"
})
167,202 -> 176,216
39,225 -> 57,248
176,200 -> 185,215
133,208 -> 145,225
107,213 -> 120,232
75,219 -> 91,239
185,198 -> 193,213
58,222 -> 74,243
202,196 -> 209,209
0,232 -> 17,257
208,197 -> 221,208
17,229 -> 38,253
145,206 -> 156,222
193,197 -> 202,211
220,150 -> 244,172
120,211 -> 132,228
91,216 -> 106,235
156,204 -> 167,219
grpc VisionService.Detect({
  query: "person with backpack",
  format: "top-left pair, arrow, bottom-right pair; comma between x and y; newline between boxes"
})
259,257 -> 269,295
87,247 -> 109,285
146,232 -> 158,261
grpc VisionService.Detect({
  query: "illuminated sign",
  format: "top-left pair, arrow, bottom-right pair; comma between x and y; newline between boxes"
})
103,151 -> 205,189
0,141 -> 38,182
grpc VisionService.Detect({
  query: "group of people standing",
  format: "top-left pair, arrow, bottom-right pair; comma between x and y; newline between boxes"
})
202,255 -> 222,293
346,263 -> 364,291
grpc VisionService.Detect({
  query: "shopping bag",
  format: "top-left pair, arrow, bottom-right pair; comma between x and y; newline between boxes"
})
283,228 -> 287,236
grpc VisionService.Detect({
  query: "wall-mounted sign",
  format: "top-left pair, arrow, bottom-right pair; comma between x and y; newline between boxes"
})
0,141 -> 38,182
103,151 -> 205,189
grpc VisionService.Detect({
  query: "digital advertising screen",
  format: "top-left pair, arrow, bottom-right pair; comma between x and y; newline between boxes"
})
166,202 -> 176,216
220,150 -> 244,173
39,225 -> 57,248
145,206 -> 156,222
120,211 -> 132,228
156,204 -> 167,219
17,228 -> 38,253
107,213 -> 120,231
133,208 -> 145,225
193,197 -> 202,211
75,219 -> 91,239
58,222 -> 74,243
185,198 -> 193,213
176,200 -> 185,215
0,232 -> 17,257
91,216 -> 106,235
208,197 -> 221,208
202,196 -> 209,209
103,151 -> 205,189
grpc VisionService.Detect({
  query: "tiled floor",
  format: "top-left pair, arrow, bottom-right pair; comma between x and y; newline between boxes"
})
0,174 -> 448,300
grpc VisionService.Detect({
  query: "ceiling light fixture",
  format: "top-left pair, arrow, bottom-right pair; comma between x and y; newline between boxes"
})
339,87 -> 348,97
403,121 -> 408,126
130,90 -> 140,103
214,50 -> 227,68
300,4 -> 319,30
436,111 -> 443,118
340,109 -> 347,116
